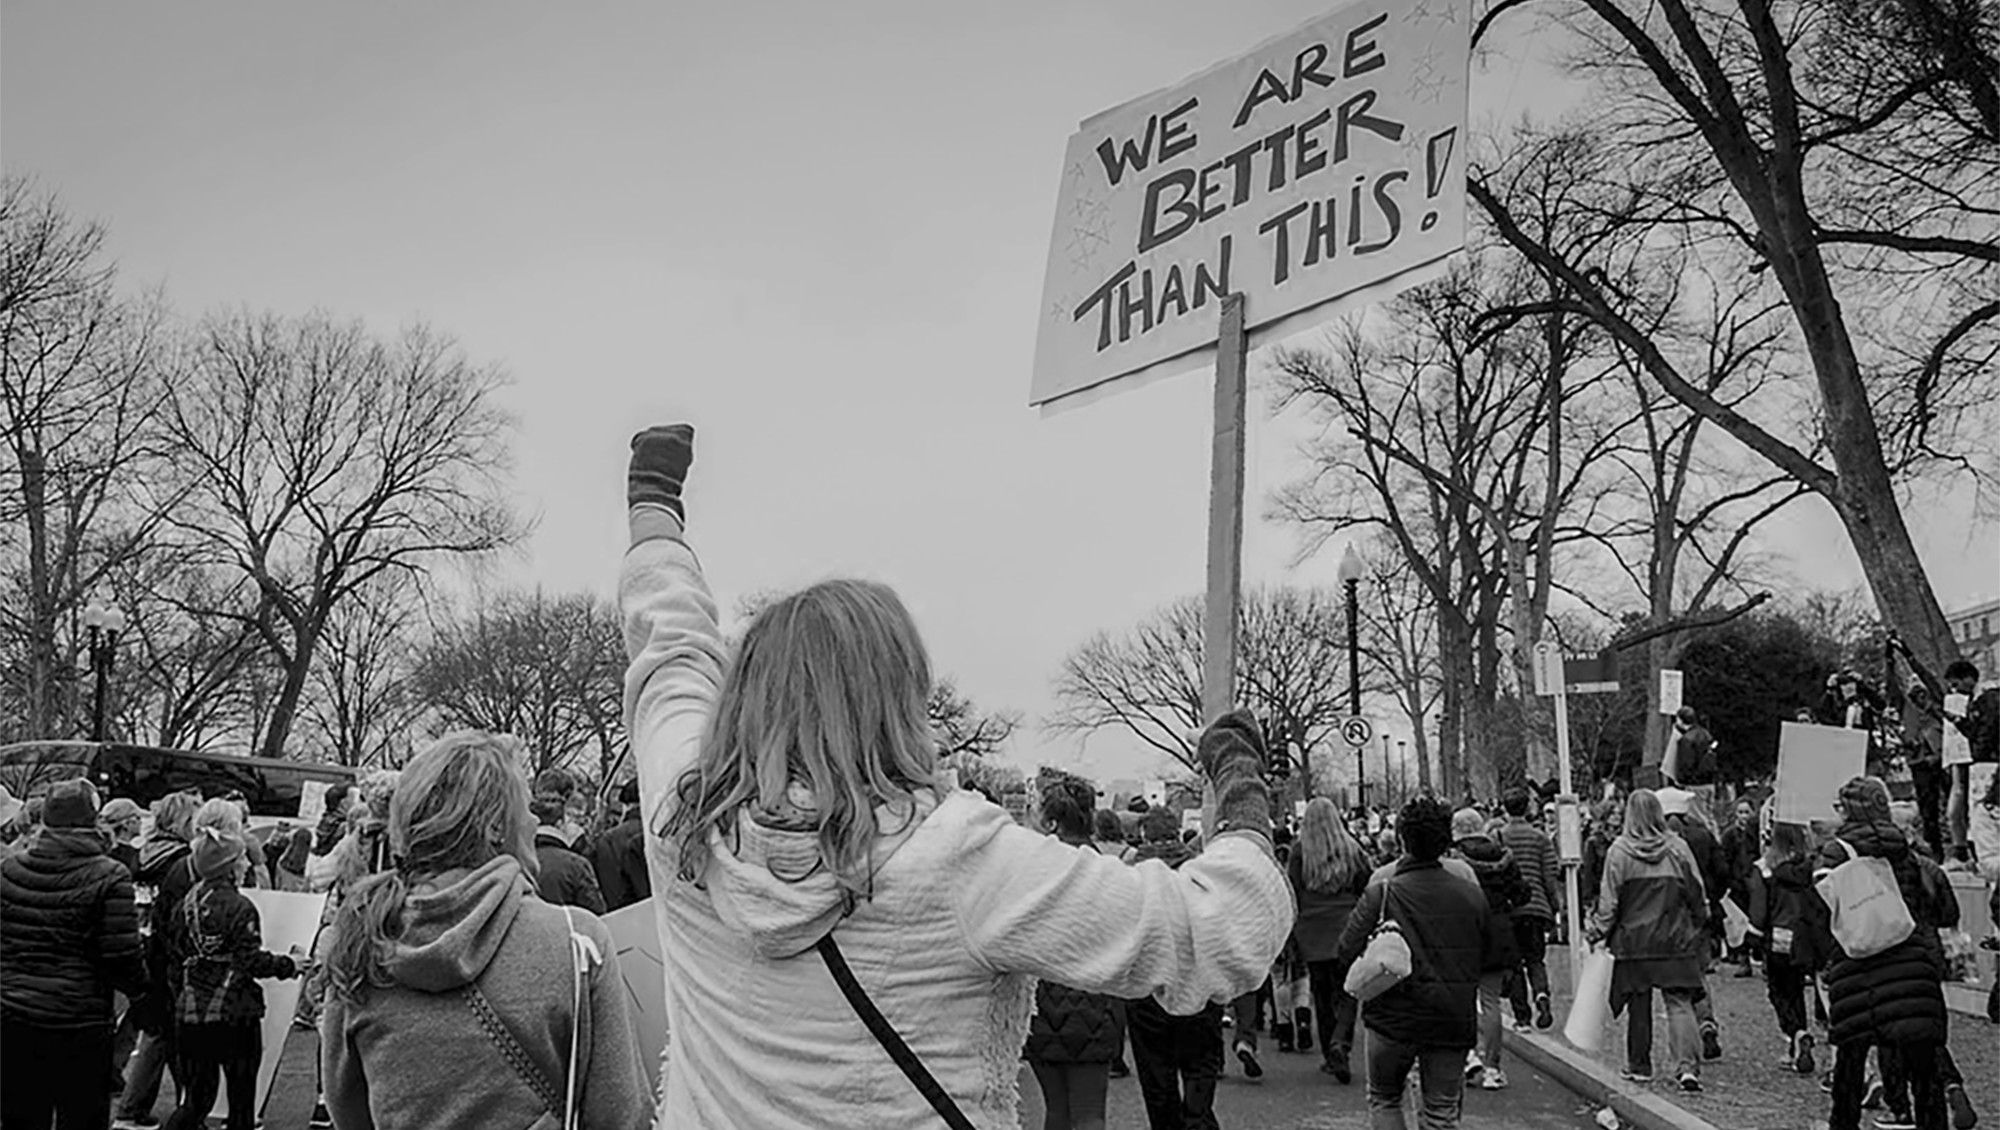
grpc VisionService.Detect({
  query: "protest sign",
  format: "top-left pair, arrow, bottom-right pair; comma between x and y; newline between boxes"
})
1659,670 -> 1684,716
298,779 -> 329,825
604,898 -> 668,1093
1773,722 -> 1868,825
1031,0 -> 1470,408
214,889 -> 327,1123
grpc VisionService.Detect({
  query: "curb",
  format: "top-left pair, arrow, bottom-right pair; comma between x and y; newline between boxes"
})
1502,1028 -> 1723,1130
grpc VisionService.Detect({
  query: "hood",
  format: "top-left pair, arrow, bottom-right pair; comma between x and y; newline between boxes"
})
383,856 -> 531,992
137,836 -> 190,880
1835,819 -> 1910,863
30,827 -> 111,866
1132,840 -> 1197,869
699,788 -> 940,961
1456,836 -> 1508,866
1617,831 -> 1674,865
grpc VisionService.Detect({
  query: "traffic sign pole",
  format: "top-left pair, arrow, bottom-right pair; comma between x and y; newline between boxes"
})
1537,640 -> 1586,998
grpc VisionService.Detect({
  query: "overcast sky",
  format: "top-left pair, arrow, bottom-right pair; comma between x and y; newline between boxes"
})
6,1 -> 1995,784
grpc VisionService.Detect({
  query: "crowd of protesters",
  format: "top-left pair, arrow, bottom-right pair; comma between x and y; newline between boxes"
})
0,423 -> 1993,1130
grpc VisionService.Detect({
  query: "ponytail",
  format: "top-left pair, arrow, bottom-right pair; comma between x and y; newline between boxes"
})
324,868 -> 410,1003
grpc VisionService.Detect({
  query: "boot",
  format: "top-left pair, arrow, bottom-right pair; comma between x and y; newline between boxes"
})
1294,1006 -> 1313,1054
1273,1015 -> 1294,1053
1794,1032 -> 1815,1075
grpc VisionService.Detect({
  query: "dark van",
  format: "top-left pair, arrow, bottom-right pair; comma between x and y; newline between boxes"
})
0,740 -> 358,819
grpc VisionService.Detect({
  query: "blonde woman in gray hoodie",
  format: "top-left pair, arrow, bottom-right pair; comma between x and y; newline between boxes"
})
319,732 -> 652,1129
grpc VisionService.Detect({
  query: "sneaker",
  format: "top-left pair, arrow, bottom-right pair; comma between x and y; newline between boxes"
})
112,1119 -> 160,1130
1235,1042 -> 1263,1079
1864,1078 -> 1885,1110
1480,1067 -> 1510,1090
1794,1033 -> 1816,1076
1700,1024 -> 1722,1061
1678,1072 -> 1702,1093
1465,1052 -> 1485,1080
1534,993 -> 1554,1030
1621,1067 -> 1654,1083
309,1102 -> 334,1130
1873,1115 -> 1918,1130
1947,1083 -> 1979,1130
1322,1060 -> 1352,1084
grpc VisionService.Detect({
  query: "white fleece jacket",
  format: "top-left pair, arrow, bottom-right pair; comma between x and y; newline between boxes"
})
621,519 -> 1294,1130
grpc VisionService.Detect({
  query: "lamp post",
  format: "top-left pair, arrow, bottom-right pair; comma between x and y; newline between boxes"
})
1337,544 -> 1364,810
81,600 -> 126,742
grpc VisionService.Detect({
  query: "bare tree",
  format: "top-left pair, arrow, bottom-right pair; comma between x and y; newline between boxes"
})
930,678 -> 1020,760
410,589 -> 622,777
1046,586 -> 1354,791
301,572 -> 427,767
1469,0 -> 2000,674
1354,540 -> 1444,794
100,553 -> 262,749
162,311 -> 524,758
0,178 -> 178,740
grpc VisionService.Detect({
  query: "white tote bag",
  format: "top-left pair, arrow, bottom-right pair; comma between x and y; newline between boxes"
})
1814,838 -> 1916,959
1563,944 -> 1615,1052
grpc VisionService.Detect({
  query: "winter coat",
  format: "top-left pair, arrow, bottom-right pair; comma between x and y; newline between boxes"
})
1951,687 -> 2000,764
1671,725 -> 1717,785
131,835 -> 194,1033
167,876 -> 298,1025
1498,816 -> 1561,924
1671,818 -> 1728,913
533,830 -> 607,915
1287,849 -> 1366,963
591,813 -> 651,912
1334,856 -> 1494,1051
1746,857 -> 1829,971
1718,825 -> 1758,909
1580,830 -> 1614,915
1589,831 -> 1708,1007
1813,819 -> 1947,1047
1022,839 -> 1120,1065
321,855 -> 654,1130
0,827 -> 146,1028
1454,836 -> 1529,971
623,522 -> 1292,1130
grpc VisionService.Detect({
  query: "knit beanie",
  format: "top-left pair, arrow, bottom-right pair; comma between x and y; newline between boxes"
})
191,827 -> 248,882
1451,807 -> 1486,842
43,779 -> 100,829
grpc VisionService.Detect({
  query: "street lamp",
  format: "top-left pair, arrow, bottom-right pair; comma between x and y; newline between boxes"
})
1336,543 -> 1364,809
81,600 -> 127,742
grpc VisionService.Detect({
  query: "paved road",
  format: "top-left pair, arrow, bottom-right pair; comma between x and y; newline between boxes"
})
160,1023 -> 1602,1129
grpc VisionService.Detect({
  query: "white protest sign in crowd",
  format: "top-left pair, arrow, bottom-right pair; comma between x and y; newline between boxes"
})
1031,0 -> 1471,407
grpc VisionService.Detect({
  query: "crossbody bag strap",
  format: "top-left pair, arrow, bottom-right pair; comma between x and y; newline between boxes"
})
461,982 -> 565,1117
816,935 -> 976,1130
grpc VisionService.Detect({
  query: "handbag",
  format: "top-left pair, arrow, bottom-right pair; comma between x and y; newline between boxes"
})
1814,838 -> 1916,960
1342,880 -> 1412,1002
818,934 -> 976,1130
466,906 -> 599,1130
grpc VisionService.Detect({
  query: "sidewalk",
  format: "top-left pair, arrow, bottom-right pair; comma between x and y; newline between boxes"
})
1504,946 -> 1998,1130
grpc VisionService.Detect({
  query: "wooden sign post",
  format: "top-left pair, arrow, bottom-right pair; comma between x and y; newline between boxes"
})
1200,294 -> 1250,725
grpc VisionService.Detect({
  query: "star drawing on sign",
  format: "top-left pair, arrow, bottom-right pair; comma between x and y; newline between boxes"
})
1065,201 -> 1114,275
1407,0 -> 1463,26
1410,66 -> 1453,105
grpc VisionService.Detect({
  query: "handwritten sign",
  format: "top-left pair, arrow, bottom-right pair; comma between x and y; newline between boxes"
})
1031,0 -> 1470,407
214,890 -> 327,1123
1659,670 -> 1684,716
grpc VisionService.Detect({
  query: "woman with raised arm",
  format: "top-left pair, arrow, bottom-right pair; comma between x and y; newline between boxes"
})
619,425 -> 1293,1130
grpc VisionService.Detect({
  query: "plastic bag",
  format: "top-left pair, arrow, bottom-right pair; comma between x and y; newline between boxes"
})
1564,944 -> 1615,1052
1970,800 -> 2000,883
1721,895 -> 1752,949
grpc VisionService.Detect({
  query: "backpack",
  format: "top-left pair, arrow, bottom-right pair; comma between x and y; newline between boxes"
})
1814,839 -> 1916,960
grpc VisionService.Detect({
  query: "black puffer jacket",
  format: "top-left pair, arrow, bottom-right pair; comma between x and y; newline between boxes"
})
1335,857 -> 1493,1051
1023,840 -> 1119,1063
1815,820 -> 1946,1048
1456,836 -> 1529,971
130,835 -> 195,1033
0,828 -> 147,1027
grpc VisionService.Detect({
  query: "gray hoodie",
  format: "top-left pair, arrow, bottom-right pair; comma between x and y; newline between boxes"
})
320,855 -> 652,1130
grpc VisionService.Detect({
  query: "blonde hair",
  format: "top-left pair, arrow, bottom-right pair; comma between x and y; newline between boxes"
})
325,731 -> 536,1001
151,791 -> 200,840
663,578 -> 939,899
192,797 -> 245,839
1623,788 -> 1667,839
1298,797 -> 1367,893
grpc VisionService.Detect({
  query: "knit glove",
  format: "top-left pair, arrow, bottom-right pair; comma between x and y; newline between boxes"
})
628,424 -> 695,523
1196,709 -> 1273,842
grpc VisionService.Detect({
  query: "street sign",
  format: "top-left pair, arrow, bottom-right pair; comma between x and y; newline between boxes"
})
1341,716 -> 1374,747
1532,641 -> 1563,697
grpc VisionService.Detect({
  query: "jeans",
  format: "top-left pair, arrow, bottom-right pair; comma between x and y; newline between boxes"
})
1504,918 -> 1552,1021
0,1014 -> 114,1130
118,1026 -> 176,1119
1127,999 -> 1223,1130
164,1021 -> 263,1130
1625,988 -> 1699,1078
1832,1041 -> 1944,1130
1365,1029 -> 1466,1130
1306,958 -> 1359,1069
1879,1043 -> 1963,1122
1229,977 -> 1269,1052
1765,955 -> 1810,1037
1475,972 -> 1507,1070
1947,764 -> 1970,859
1028,1060 -> 1109,1130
